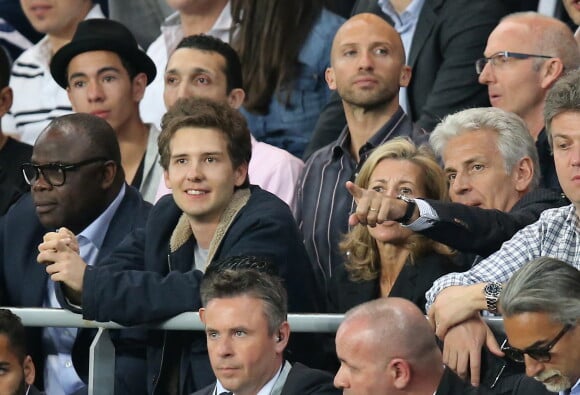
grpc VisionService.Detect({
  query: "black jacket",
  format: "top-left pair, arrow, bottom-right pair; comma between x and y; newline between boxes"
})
0,186 -> 151,394
62,186 -> 322,394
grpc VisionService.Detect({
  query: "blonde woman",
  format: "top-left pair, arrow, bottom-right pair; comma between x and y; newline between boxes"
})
328,138 -> 456,313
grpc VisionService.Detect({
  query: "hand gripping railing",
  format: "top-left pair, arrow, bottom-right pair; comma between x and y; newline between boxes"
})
6,308 -> 504,395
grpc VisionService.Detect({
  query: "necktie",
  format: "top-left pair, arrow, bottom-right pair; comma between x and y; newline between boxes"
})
219,392 -> 233,395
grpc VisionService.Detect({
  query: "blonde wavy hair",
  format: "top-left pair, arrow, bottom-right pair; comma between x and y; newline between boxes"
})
340,138 -> 452,281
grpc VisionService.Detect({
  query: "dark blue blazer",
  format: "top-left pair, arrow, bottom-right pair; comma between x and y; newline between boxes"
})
0,186 -> 151,394
61,186 -> 322,394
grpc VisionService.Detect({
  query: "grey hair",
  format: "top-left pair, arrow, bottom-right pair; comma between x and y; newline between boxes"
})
544,68 -> 580,149
430,107 -> 540,189
499,257 -> 580,326
500,12 -> 580,72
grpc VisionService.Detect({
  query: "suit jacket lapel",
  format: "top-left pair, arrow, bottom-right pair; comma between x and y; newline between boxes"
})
408,0 -> 444,67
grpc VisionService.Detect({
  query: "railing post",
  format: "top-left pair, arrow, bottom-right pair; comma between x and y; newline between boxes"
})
89,327 -> 115,395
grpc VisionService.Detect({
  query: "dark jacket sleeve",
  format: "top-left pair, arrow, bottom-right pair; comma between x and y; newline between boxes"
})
419,190 -> 568,257
80,226 -> 205,325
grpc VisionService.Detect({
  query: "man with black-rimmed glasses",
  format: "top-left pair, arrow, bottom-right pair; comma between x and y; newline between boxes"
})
0,112 -> 151,395
476,12 -> 580,193
500,257 -> 580,395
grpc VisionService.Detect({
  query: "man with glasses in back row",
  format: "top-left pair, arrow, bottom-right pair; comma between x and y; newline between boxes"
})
0,113 -> 151,394
475,12 -> 580,193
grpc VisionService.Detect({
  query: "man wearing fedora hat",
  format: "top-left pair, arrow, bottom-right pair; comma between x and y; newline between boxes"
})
50,18 -> 163,203
2,0 -> 105,145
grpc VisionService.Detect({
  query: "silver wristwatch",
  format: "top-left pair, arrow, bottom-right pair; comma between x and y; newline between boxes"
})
483,282 -> 502,314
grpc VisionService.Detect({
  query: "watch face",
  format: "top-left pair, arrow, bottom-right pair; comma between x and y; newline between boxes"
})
485,282 -> 502,296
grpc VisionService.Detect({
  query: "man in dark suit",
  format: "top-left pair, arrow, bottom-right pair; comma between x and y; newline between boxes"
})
304,0 -> 508,158
194,267 -> 338,395
335,297 -> 481,394
347,107 -> 567,261
0,113 -> 151,394
334,297 -> 549,395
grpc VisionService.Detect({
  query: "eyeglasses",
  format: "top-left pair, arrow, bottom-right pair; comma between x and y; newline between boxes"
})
21,157 -> 108,187
475,51 -> 552,74
502,324 -> 572,363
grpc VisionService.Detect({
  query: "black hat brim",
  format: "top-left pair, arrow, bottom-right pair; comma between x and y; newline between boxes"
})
50,38 -> 157,89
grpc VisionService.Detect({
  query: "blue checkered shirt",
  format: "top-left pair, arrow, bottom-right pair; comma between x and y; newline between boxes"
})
426,204 -> 580,310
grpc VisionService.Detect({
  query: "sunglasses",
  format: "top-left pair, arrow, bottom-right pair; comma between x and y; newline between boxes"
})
502,324 -> 572,363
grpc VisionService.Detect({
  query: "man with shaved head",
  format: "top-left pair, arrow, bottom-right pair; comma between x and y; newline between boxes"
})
334,298 -> 475,394
335,298 -> 546,395
294,13 -> 426,288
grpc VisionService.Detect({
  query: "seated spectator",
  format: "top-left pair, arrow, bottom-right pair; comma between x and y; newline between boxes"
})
295,13 -> 426,288
2,0 -> 105,144
334,297 -> 546,395
347,107 -> 567,263
39,97 -> 321,394
477,12 -> 580,192
232,0 -> 344,157
328,138 -> 455,313
49,18 -> 162,203
0,46 -> 31,214
304,0 -> 508,158
140,0 -> 231,128
154,34 -> 304,207
334,297 -> 485,394
195,268 -> 339,395
500,257 -> 580,394
425,69 -> 580,387
0,309 -> 42,395
0,113 -> 151,394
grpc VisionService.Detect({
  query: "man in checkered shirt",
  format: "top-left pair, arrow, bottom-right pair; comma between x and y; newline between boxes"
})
426,69 -> 580,387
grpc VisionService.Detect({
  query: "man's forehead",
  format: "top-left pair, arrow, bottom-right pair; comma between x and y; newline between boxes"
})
33,128 -> 88,161
168,48 -> 226,72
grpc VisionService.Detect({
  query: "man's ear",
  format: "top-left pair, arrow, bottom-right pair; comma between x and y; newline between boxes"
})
540,58 -> 564,90
388,358 -> 411,390
227,88 -> 245,109
100,161 -> 118,189
0,86 -> 13,117
274,321 -> 290,353
233,162 -> 249,188
199,307 -> 206,324
23,355 -> 35,386
325,67 -> 337,91
512,156 -> 534,193
399,65 -> 412,88
132,72 -> 148,102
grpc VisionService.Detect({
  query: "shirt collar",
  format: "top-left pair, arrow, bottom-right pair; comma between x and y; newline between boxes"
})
378,0 -> 425,26
332,106 -> 408,160
77,184 -> 126,251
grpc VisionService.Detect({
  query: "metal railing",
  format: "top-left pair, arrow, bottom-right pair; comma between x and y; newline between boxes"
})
7,308 -> 505,395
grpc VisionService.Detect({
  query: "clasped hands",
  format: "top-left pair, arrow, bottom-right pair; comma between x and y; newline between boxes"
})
428,285 -> 504,386
37,227 -> 86,303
